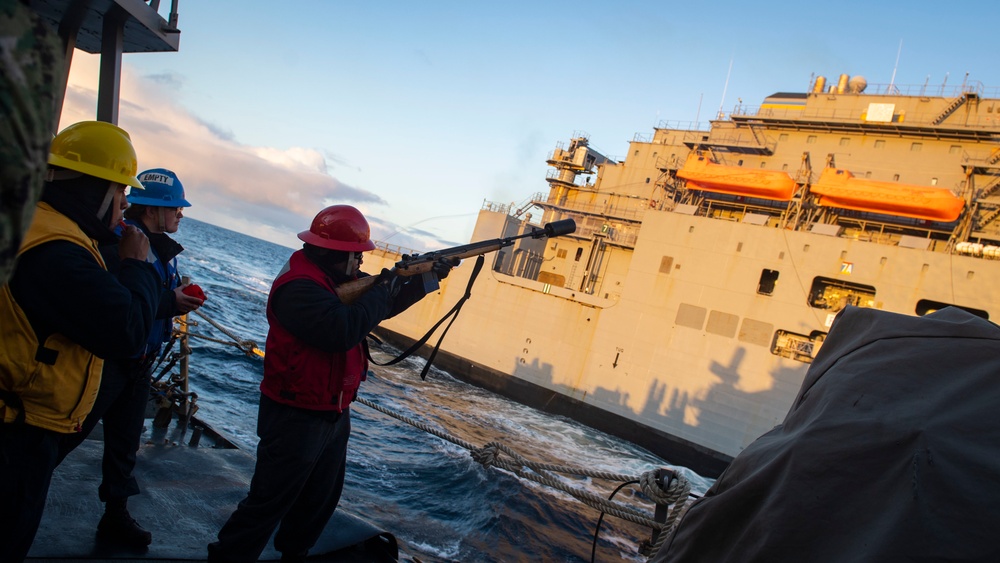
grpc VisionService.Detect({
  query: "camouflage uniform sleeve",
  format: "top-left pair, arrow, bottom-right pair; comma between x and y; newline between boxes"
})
0,0 -> 67,285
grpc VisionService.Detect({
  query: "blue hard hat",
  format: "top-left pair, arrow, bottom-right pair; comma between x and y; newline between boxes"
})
128,168 -> 192,207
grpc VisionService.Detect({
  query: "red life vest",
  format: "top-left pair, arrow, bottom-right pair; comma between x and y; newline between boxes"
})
260,250 -> 367,411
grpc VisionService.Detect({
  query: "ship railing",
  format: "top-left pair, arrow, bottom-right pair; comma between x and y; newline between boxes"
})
826,217 -> 956,251
482,199 -> 516,215
545,169 -> 597,188
681,129 -> 776,153
482,196 -> 548,220
656,119 -> 709,132
694,196 -> 790,222
963,148 -> 1000,169
371,241 -> 419,259
147,0 -> 181,29
744,105 -> 1000,129
555,199 -> 650,222
570,223 -> 641,247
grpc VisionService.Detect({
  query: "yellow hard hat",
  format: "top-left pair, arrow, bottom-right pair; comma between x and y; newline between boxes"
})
48,121 -> 144,189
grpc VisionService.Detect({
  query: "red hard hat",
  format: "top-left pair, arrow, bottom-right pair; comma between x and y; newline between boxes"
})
298,205 -> 376,252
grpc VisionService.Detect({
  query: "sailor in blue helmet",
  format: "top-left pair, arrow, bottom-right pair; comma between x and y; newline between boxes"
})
56,168 -> 205,548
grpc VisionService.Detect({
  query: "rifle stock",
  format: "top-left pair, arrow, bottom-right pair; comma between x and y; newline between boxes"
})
334,218 -> 576,304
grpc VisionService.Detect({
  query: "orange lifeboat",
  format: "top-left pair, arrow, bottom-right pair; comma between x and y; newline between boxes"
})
810,168 -> 965,222
677,154 -> 797,201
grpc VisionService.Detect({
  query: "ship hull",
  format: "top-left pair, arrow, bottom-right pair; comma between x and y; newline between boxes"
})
367,207 -> 1000,478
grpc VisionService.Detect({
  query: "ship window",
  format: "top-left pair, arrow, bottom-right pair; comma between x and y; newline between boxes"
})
634,150 -> 640,156
779,134 -> 789,141
931,178 -> 938,186
915,300 -> 989,319
574,248 -> 583,262
758,269 -> 779,295
807,135 -> 817,144
676,303 -> 707,330
911,142 -> 922,152
949,145 -> 961,154
738,159 -> 744,166
839,138 -> 850,146
865,171 -> 872,178
893,174 -> 900,181
771,329 -> 826,363
808,277 -> 876,310
707,310 -> 739,338
874,140 -> 885,149
782,164 -> 789,171
739,318 -> 774,347
557,249 -> 568,259
646,177 -> 650,183
659,256 -> 674,274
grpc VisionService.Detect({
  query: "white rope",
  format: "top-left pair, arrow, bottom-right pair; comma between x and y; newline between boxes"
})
180,314 -> 693,550
355,396 -> 691,534
190,310 -> 262,356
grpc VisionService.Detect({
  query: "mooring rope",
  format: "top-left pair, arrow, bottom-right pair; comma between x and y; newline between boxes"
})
355,395 -> 691,534
191,310 -> 263,357
177,312 -> 692,556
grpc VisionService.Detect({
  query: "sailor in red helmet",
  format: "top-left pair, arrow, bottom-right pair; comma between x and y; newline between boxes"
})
209,205 -> 454,563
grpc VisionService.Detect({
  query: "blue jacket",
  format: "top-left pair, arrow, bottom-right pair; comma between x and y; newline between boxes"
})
121,219 -> 184,358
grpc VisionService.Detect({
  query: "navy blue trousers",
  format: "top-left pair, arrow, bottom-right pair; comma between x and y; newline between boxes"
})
209,394 -> 351,562
0,422 -> 61,562
57,357 -> 151,501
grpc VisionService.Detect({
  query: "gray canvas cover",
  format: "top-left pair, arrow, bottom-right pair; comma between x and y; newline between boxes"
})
654,306 -> 1000,563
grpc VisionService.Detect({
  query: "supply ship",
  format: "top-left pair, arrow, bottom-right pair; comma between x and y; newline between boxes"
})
368,74 -> 1000,478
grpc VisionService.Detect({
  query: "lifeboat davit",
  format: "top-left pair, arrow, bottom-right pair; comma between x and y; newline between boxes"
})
810,168 -> 965,222
677,154 -> 797,201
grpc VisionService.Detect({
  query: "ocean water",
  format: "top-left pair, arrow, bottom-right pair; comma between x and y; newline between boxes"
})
171,218 -> 713,562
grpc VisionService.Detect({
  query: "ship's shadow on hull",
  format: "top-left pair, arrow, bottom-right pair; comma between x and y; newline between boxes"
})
374,327 -> 735,479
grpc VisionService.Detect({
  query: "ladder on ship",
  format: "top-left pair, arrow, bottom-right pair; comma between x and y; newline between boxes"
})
933,92 -> 978,125
977,206 -> 1000,230
979,175 -> 1000,199
988,148 -> 1000,167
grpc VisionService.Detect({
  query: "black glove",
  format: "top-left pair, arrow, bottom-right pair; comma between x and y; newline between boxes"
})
375,268 -> 404,300
431,257 -> 460,280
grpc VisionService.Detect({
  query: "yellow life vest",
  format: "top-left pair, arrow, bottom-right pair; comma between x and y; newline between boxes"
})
0,203 -> 106,433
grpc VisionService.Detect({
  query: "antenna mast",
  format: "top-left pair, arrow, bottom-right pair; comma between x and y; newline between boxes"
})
717,58 -> 733,119
888,40 -> 902,91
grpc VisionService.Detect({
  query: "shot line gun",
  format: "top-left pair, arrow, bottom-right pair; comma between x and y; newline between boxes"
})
335,219 -> 577,304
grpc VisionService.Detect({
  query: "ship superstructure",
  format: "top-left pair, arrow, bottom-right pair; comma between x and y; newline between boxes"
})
368,74 -> 1000,477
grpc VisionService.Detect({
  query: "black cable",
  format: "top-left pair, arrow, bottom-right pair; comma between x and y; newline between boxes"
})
590,479 -> 639,563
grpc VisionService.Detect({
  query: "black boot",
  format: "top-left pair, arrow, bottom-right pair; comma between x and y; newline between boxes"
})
97,497 -> 152,547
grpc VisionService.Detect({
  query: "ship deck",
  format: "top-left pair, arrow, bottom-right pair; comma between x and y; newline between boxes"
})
27,418 -> 400,562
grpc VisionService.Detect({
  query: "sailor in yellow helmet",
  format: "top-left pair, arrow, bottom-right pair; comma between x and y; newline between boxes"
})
0,121 -> 160,562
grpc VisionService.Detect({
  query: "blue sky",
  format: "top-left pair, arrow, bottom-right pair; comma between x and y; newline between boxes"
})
61,0 -> 1000,250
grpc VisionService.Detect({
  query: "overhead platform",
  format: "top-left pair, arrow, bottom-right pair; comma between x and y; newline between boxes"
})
29,0 -> 182,123
30,0 -> 180,54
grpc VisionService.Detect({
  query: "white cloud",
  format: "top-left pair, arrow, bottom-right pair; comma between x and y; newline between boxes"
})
59,53 -> 448,252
